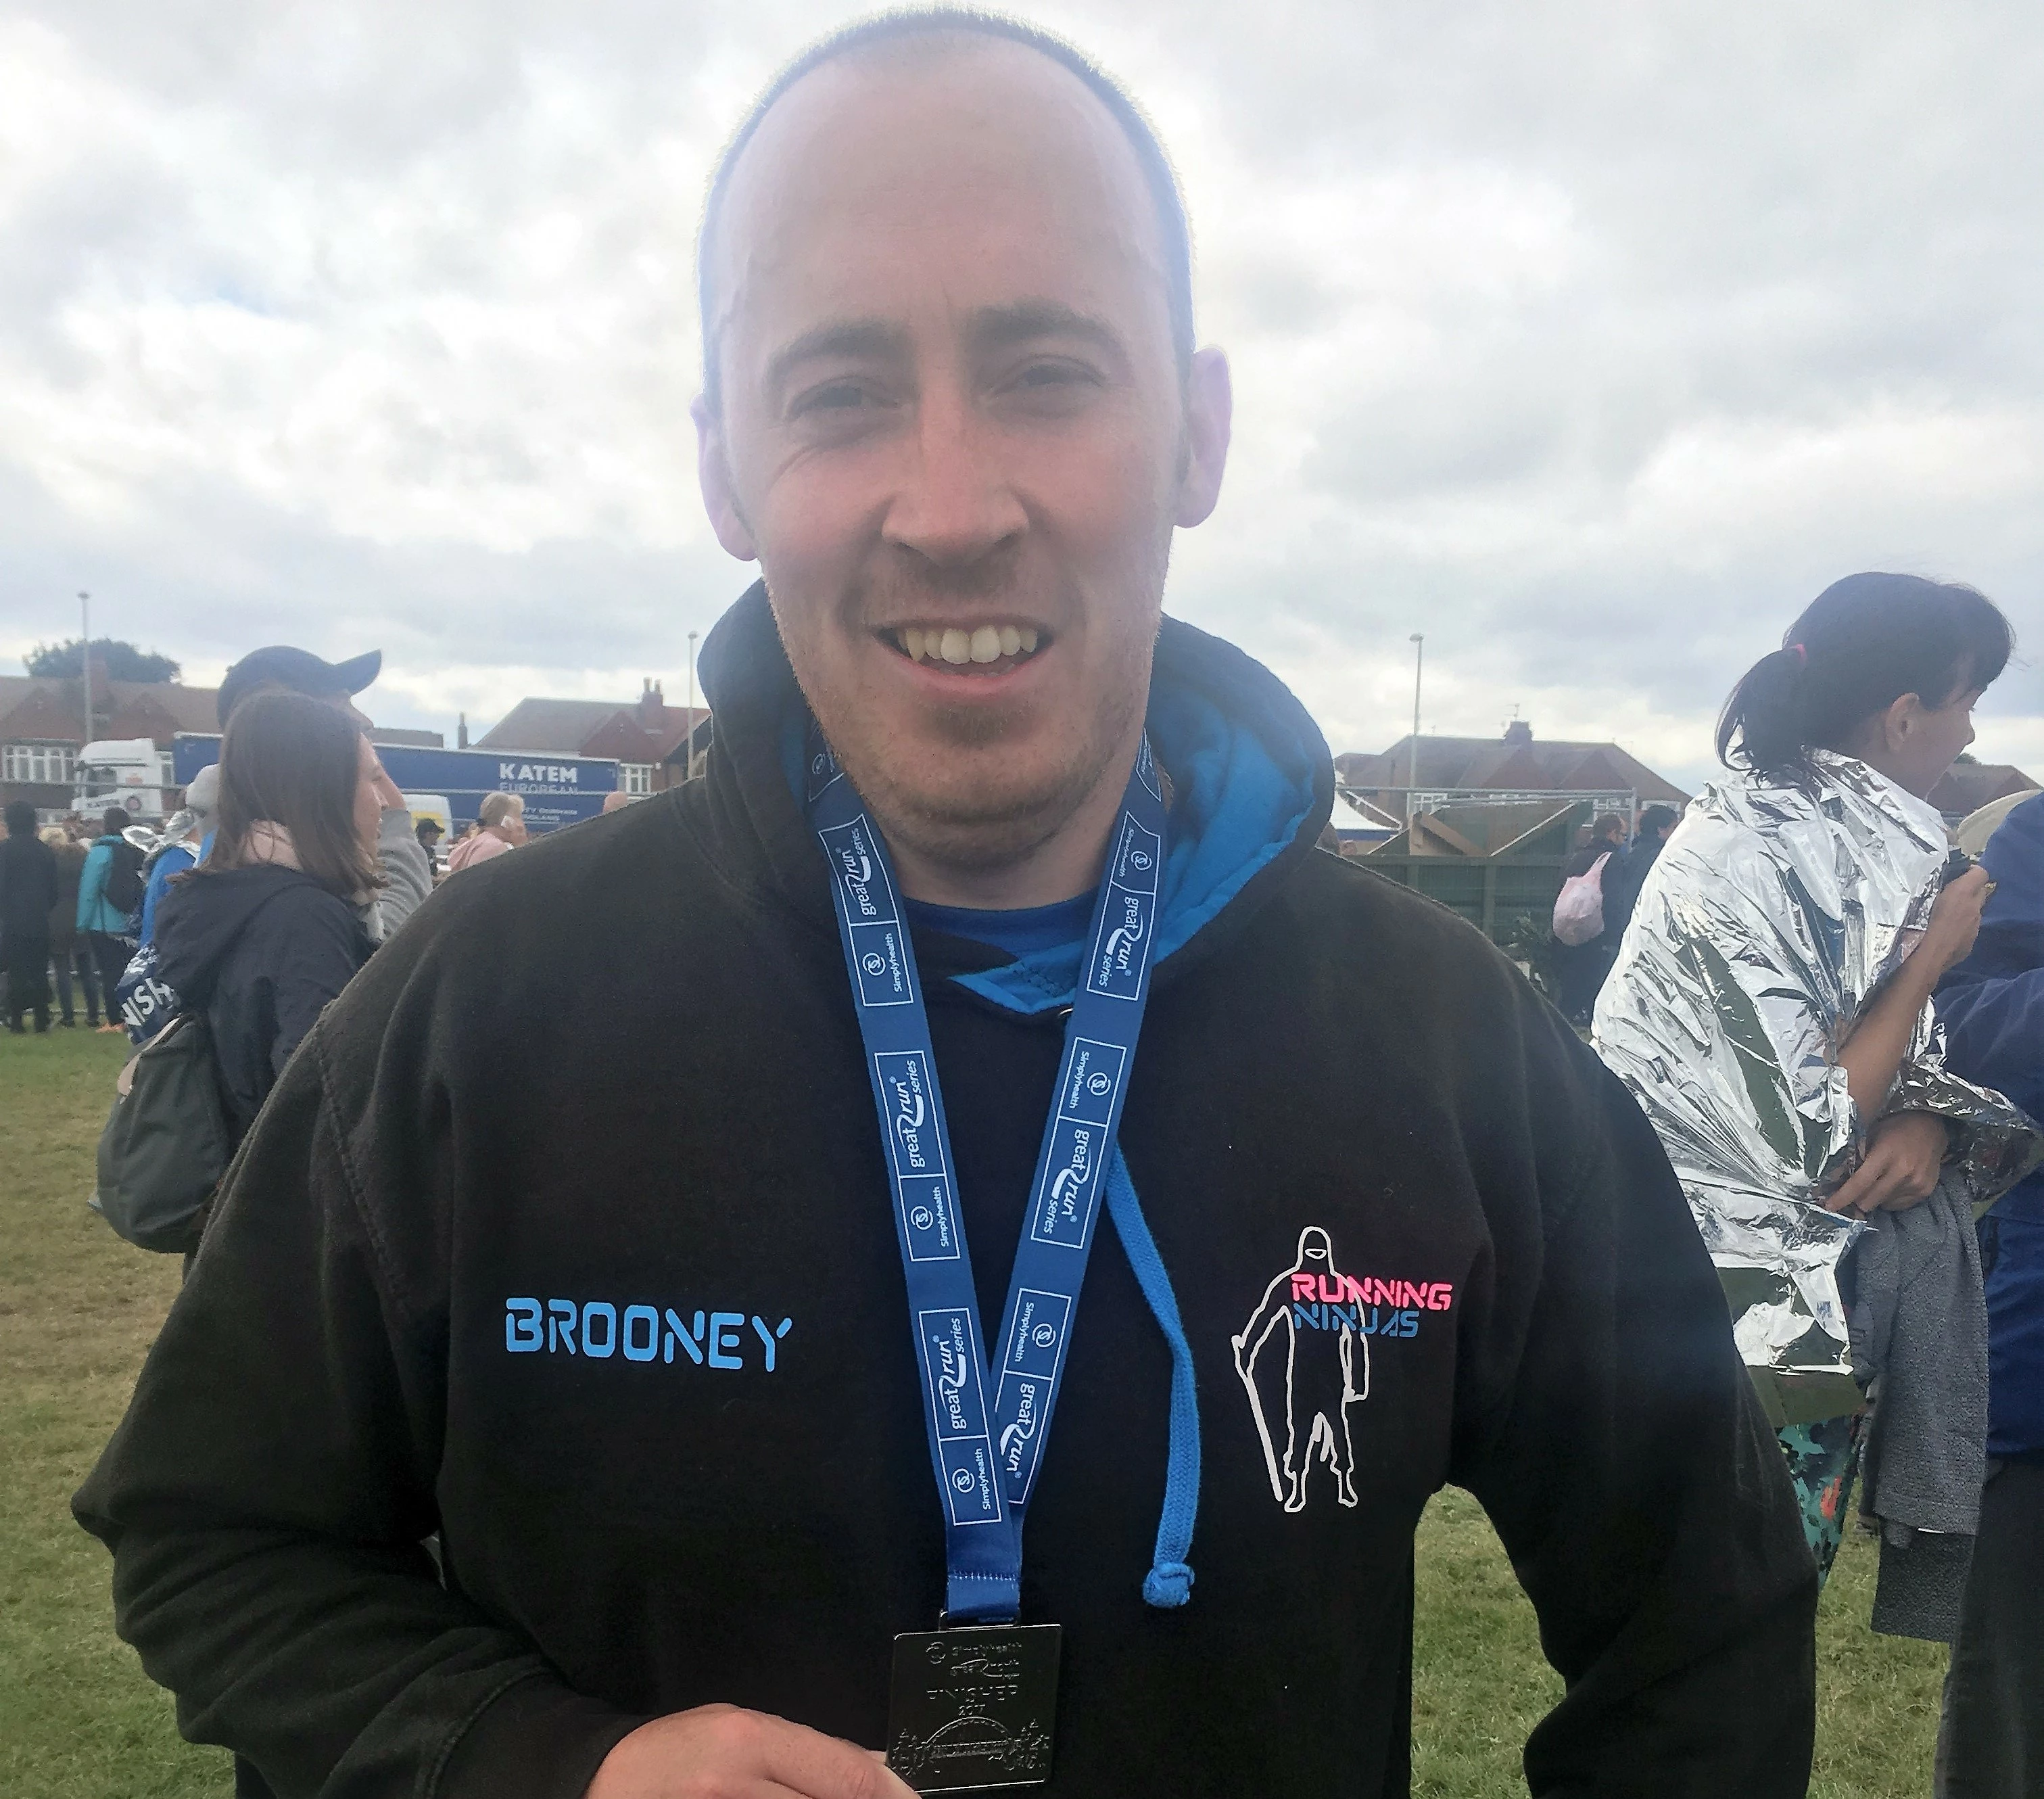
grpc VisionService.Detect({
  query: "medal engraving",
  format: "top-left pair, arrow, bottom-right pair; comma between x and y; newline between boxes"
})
886,1624 -> 1061,1793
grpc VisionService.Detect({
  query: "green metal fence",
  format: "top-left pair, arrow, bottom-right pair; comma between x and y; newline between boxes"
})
1358,854 -> 1569,946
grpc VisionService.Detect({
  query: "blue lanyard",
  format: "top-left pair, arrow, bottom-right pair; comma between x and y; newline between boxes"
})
807,727 -> 1166,1624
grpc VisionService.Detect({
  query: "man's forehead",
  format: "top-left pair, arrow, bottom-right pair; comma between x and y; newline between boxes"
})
707,36 -> 1166,350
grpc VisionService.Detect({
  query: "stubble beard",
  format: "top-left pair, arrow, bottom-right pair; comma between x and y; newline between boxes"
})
857,662 -> 1149,878
768,505 -> 1177,885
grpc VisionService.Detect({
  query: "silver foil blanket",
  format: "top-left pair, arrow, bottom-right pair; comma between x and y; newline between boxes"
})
1594,751 -> 2043,1424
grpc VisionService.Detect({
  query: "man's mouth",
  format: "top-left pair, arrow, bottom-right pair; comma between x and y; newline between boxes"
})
883,623 -> 1046,674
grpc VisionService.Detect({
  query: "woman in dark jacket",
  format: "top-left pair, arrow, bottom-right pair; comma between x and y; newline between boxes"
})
1,800 -> 60,1031
152,693 -> 383,1799
154,693 -> 381,1147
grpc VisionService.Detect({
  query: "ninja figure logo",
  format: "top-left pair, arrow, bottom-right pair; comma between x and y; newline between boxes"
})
1231,1225 -> 1368,1512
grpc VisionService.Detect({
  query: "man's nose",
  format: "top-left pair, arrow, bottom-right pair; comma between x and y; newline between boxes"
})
880,378 -> 1026,571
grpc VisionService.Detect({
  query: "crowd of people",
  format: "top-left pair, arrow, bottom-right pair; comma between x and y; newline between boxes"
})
0,640 -> 576,1042
3,14 -> 2037,1799
1,803 -> 157,1034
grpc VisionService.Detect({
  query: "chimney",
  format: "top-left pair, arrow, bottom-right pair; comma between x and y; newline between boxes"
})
458,711 -> 469,750
1503,720 -> 1533,745
638,678 -> 665,730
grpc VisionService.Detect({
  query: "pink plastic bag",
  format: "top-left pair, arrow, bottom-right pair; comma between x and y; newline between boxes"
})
1552,852 -> 1611,945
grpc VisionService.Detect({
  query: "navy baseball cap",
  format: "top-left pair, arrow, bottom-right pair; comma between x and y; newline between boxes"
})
217,646 -> 381,727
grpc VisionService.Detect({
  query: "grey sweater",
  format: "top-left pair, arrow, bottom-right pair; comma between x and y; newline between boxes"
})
1847,1170 -> 1989,1641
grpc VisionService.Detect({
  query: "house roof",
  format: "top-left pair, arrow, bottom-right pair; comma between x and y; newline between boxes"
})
2,674 -> 458,753
1336,728 -> 1689,805
475,696 -> 709,763
0,674 -> 220,745
473,699 -> 623,753
1926,762 -> 2038,820
105,678 -> 219,734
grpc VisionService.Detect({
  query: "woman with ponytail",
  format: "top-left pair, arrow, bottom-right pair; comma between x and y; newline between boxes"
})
1596,572 -> 2042,1593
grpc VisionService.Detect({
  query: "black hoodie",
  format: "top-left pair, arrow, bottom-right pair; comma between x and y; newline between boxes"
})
77,586 -> 1817,1798
153,864 -> 372,1141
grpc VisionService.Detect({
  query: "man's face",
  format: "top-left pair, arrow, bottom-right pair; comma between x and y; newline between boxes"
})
696,41 -> 1229,874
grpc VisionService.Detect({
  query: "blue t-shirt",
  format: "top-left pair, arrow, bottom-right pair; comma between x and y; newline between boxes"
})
903,891 -> 1097,958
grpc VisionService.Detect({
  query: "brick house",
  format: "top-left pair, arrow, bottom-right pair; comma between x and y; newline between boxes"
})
1335,719 -> 1690,824
0,670 -> 218,818
1926,759 -> 2039,825
475,681 -> 711,796
1,668 -> 442,819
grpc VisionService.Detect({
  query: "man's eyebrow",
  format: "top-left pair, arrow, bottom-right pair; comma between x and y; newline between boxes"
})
763,318 -> 909,402
968,300 -> 1126,359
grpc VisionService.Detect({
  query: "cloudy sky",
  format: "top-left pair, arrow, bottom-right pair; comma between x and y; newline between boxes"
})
2,0 -> 2039,787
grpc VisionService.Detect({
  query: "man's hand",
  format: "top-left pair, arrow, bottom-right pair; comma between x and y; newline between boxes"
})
583,1705 -> 918,1799
1825,1111 -> 1951,1215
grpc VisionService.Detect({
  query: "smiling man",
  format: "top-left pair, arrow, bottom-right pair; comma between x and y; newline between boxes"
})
78,16 -> 1817,1799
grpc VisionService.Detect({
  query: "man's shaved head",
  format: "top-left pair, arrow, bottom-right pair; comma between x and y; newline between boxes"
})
688,8 -> 1232,906
697,10 -> 1193,411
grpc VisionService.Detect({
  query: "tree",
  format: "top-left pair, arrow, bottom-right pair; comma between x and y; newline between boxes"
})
24,638 -> 181,683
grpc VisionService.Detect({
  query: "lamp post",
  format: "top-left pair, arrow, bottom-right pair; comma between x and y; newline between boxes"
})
78,590 -> 93,753
685,630 -> 700,781
1406,633 -> 1423,821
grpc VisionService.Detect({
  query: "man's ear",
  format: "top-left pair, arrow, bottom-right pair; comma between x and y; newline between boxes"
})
692,394 -> 758,561
1174,347 -> 1233,529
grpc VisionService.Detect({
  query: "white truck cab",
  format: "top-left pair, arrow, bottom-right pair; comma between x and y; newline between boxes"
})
73,739 -> 173,824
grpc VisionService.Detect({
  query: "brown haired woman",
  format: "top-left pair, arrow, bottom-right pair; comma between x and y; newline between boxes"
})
153,692 -> 383,1150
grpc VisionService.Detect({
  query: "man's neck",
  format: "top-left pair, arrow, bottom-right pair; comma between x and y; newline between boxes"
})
887,751 -> 1136,912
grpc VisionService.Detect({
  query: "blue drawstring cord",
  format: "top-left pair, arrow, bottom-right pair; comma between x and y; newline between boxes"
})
1104,1146 -> 1200,1608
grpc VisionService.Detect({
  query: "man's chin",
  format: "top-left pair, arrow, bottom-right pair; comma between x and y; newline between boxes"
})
870,770 -> 1089,873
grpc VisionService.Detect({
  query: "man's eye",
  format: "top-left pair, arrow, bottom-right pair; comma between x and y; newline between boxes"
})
1013,361 -> 1091,390
792,380 -> 876,415
998,360 -> 1103,412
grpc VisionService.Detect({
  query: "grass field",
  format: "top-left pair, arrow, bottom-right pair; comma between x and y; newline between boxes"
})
2,1025 -> 1947,1796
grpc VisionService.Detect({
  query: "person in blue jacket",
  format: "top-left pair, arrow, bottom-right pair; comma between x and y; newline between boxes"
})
76,807 -> 141,1035
1934,790 -> 2044,1798
137,764 -> 218,950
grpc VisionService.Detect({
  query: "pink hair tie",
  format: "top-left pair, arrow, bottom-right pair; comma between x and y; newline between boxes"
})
1787,642 -> 1808,666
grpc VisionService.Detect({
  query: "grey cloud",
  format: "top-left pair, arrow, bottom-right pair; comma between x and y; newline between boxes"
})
1,0 -> 2039,771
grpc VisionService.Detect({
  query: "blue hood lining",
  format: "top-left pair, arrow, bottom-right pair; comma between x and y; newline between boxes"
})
957,676 -> 1317,1013
778,619 -> 1327,1016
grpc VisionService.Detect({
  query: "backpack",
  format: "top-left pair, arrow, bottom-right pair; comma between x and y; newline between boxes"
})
94,1010 -> 232,1253
1552,852 -> 1611,947
103,839 -> 146,917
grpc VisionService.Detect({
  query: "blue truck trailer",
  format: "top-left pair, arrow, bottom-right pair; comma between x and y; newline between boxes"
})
172,735 -> 619,833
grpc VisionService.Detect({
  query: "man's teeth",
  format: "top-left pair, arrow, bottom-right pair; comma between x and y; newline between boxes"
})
896,625 -> 1042,665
